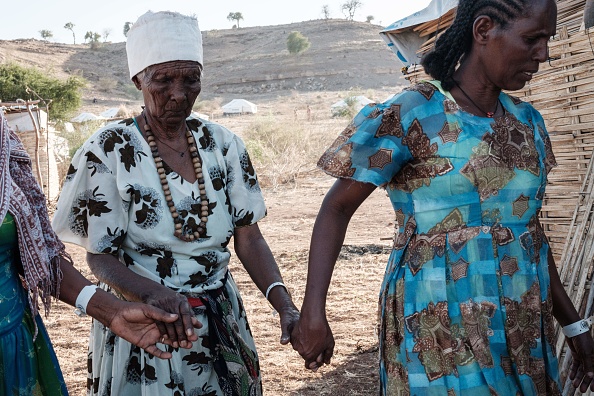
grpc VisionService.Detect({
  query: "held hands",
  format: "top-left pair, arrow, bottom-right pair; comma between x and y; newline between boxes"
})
143,287 -> 202,349
278,305 -> 300,345
290,313 -> 335,371
568,332 -> 594,392
106,301 -> 186,359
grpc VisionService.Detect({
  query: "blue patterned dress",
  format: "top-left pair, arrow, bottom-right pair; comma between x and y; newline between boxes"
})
0,212 -> 68,396
318,81 -> 561,395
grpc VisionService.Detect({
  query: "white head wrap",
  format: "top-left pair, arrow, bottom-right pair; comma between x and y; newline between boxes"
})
126,10 -> 203,80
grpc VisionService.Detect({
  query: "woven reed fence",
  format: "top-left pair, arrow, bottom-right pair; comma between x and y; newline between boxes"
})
399,1 -> 594,392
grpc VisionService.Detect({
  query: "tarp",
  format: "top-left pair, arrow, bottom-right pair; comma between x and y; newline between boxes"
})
71,112 -> 106,123
380,0 -> 458,67
331,95 -> 374,115
222,99 -> 257,115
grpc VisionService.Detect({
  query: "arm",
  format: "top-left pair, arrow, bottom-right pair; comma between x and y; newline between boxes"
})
56,256 -> 180,359
233,223 -> 299,345
547,248 -> 594,392
86,252 -> 200,349
291,178 -> 376,370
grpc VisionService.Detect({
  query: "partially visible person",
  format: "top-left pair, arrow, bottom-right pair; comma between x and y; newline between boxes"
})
0,109 -> 197,396
52,10 -> 299,396
291,0 -> 594,394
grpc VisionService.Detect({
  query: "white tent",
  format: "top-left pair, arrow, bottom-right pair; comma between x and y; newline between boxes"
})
380,0 -> 458,67
100,107 -> 121,119
221,99 -> 257,115
71,112 -> 106,123
331,95 -> 374,116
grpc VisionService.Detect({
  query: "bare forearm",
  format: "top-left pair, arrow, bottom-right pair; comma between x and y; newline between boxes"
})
301,200 -> 351,316
234,224 -> 295,313
548,249 -> 581,326
86,252 -> 162,303
56,255 -> 127,326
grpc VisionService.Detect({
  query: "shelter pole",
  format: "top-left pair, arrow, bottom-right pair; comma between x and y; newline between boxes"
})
25,101 -> 44,193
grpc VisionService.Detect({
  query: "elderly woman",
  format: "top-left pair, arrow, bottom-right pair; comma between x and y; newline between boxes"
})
52,10 -> 298,396
0,109 -> 193,395
290,0 -> 594,394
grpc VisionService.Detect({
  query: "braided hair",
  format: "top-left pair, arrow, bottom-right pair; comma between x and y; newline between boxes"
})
421,0 -> 529,90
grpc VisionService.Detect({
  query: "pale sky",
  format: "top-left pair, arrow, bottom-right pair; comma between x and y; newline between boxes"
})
2,1 -> 432,44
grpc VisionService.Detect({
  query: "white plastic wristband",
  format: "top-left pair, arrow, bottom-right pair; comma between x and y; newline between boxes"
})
74,285 -> 99,317
562,317 -> 594,338
265,282 -> 287,301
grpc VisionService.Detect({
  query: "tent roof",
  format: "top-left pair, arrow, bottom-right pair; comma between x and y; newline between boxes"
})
380,0 -> 458,67
71,112 -> 106,123
100,108 -> 120,118
222,99 -> 256,107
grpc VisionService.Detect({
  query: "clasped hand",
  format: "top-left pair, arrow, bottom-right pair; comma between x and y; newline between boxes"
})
143,287 -> 202,349
290,314 -> 335,371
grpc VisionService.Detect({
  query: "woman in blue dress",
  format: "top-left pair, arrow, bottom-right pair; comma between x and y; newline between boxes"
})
290,0 -> 594,394
0,110 -> 198,395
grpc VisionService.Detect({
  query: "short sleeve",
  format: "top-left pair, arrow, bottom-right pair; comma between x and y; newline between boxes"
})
535,112 -> 557,176
224,134 -> 267,228
318,98 -> 413,187
52,132 -> 130,255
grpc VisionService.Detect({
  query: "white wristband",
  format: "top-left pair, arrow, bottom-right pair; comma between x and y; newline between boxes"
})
265,282 -> 287,301
562,317 -> 594,338
74,285 -> 99,317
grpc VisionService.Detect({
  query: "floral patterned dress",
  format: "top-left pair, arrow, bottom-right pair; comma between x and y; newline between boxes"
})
318,81 -> 561,395
52,117 -> 266,396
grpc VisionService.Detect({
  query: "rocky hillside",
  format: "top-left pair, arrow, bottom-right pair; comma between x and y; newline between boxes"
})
0,19 -> 406,112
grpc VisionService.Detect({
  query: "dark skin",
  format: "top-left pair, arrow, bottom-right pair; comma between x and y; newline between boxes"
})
292,0 -> 594,391
57,255 -> 183,359
89,59 -> 299,348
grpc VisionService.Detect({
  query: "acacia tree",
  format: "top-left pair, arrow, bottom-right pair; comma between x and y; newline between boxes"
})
321,5 -> 331,19
123,21 -> 133,37
102,28 -> 112,42
341,0 -> 363,21
366,15 -> 374,23
39,29 -> 53,41
64,22 -> 76,44
227,12 -> 244,28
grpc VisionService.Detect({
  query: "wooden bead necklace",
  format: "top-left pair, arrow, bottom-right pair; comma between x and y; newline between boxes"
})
142,113 -> 209,242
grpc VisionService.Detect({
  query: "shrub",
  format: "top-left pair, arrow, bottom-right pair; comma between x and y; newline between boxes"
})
57,119 -> 105,159
98,77 -> 117,92
0,63 -> 85,121
287,31 -> 311,55
122,83 -> 143,100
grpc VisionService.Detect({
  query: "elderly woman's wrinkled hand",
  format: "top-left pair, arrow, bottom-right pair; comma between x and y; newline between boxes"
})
278,305 -> 300,345
143,287 -> 201,349
568,332 -> 594,392
290,314 -> 334,371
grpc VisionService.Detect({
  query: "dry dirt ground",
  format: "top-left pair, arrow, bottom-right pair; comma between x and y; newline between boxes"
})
46,174 -> 395,396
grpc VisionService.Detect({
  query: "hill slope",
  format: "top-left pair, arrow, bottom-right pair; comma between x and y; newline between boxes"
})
0,19 -> 405,112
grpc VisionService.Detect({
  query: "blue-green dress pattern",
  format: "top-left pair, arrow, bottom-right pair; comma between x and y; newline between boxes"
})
318,81 -> 560,395
0,212 -> 68,396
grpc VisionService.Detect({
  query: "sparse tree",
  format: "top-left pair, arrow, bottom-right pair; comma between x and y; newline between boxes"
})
64,22 -> 76,44
102,28 -> 112,42
286,31 -> 311,55
39,29 -> 53,41
84,31 -> 93,43
123,22 -> 133,37
227,12 -> 244,28
321,5 -> 331,19
341,0 -> 363,21
366,15 -> 374,23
